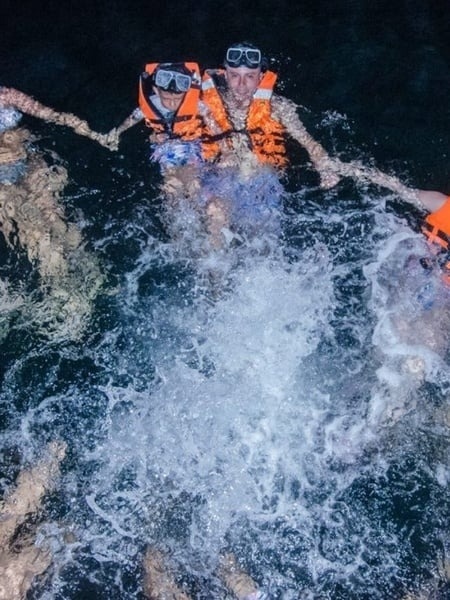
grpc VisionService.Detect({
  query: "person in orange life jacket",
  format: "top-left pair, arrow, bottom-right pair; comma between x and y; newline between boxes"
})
383,187 -> 450,368
200,42 -> 342,185
113,62 -> 204,199
197,42 -> 343,245
415,189 -> 450,238
357,181 -> 450,286
113,61 -> 235,248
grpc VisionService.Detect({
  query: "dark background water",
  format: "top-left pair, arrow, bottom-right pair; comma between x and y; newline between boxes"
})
2,0 -> 449,190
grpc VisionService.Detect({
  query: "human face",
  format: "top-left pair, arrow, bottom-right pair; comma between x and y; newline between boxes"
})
154,87 -> 185,112
224,66 -> 263,105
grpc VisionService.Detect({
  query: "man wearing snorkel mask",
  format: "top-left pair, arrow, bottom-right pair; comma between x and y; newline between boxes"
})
200,42 -> 340,189
178,41 -> 343,246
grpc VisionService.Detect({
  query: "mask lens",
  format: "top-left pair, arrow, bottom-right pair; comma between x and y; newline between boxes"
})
154,69 -> 173,89
244,49 -> 261,65
174,73 -> 192,92
226,48 -> 244,65
155,69 -> 191,92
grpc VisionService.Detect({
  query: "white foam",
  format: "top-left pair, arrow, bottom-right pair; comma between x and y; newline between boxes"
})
2,183 -> 449,597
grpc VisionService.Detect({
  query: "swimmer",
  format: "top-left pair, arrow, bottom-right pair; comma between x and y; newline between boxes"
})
113,62 -> 203,193
0,441 -> 66,600
111,61 -> 220,246
0,87 -> 110,339
201,42 -> 340,184
397,189 -> 450,374
198,42 -> 342,246
349,174 -> 450,386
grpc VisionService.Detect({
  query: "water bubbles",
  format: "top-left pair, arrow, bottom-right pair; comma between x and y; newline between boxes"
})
1,173 -> 449,597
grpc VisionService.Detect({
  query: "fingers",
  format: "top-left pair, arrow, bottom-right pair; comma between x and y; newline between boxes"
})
319,170 -> 340,190
90,130 -> 120,151
70,118 -> 92,137
66,118 -> 119,151
314,157 -> 342,190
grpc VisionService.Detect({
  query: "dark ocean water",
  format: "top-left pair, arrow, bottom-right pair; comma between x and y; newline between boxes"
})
1,1 -> 450,599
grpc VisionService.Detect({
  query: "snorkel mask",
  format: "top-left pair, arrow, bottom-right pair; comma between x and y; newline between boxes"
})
224,43 -> 264,69
153,64 -> 193,93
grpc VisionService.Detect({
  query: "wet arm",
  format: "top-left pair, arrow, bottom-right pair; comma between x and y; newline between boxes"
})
272,98 -> 446,208
270,96 -> 448,210
113,108 -> 144,137
273,97 -> 340,188
326,160 -> 448,212
0,86 -> 116,149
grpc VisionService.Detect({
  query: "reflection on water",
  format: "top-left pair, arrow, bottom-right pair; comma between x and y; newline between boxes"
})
0,157 -> 449,598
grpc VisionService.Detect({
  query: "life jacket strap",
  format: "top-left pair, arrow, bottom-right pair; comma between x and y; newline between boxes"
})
421,222 -> 450,250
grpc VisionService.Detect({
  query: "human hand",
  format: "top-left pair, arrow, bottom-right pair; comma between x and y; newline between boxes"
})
71,118 -> 92,137
319,169 -> 340,190
101,129 -> 120,151
315,156 -> 345,190
149,132 -> 168,144
91,130 -> 120,151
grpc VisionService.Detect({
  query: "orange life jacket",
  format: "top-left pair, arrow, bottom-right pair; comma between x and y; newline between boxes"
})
422,196 -> 450,250
201,69 -> 288,168
422,196 -> 450,284
139,62 -> 202,141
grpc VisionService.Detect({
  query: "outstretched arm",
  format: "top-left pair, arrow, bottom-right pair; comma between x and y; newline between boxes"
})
102,108 -> 144,148
272,96 -> 449,206
416,190 -> 448,213
323,159 -> 448,213
273,96 -> 340,189
114,108 -> 143,136
0,86 -> 117,150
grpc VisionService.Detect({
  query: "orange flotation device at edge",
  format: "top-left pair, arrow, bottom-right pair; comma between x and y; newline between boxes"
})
421,196 -> 450,285
422,195 -> 450,250
201,69 -> 288,168
139,62 -> 203,141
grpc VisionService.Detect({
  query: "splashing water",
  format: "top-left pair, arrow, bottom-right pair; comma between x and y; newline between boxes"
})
0,167 -> 449,599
